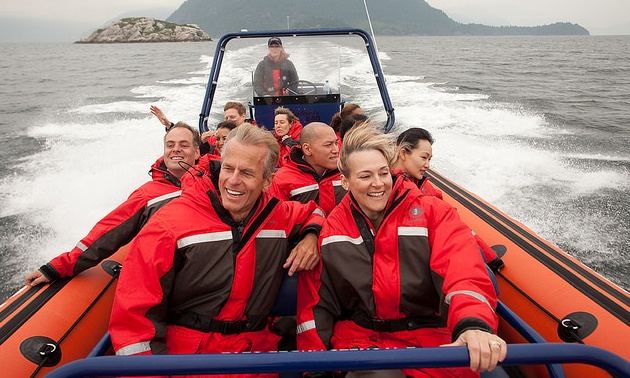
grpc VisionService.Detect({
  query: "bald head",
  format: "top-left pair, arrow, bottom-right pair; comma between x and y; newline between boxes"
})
301,122 -> 340,176
300,122 -> 332,144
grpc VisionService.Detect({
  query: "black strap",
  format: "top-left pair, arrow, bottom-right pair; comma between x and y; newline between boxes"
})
155,159 -> 181,187
167,312 -> 268,334
350,201 -> 375,257
350,311 -> 440,332
234,197 -> 279,255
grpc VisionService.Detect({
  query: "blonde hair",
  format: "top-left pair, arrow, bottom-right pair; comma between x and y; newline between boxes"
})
337,121 -> 395,176
223,123 -> 279,178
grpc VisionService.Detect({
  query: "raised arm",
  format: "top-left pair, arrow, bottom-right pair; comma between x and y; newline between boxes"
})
150,105 -> 172,128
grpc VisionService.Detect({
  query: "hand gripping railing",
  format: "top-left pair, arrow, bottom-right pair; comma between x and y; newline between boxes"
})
44,343 -> 630,378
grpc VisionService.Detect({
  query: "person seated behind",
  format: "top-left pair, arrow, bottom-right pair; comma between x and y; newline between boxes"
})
25,123 -> 201,286
392,127 -> 503,271
222,101 -> 251,126
339,113 -> 369,142
109,123 -> 325,378
273,107 -> 302,167
253,37 -> 299,96
204,121 -> 237,157
392,127 -> 441,197
150,101 -> 254,155
329,103 -> 363,135
269,122 -> 344,216
297,122 -> 506,378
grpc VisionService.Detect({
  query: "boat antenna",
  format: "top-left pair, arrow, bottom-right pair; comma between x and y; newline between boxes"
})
363,0 -> 380,58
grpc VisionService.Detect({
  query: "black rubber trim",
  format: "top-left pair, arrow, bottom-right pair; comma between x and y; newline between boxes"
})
0,278 -> 71,345
0,285 -> 44,324
428,169 -> 630,326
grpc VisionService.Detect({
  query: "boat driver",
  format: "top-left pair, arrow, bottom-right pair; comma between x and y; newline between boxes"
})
253,37 -> 299,96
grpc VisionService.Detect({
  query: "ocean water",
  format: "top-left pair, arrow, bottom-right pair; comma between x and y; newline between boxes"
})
0,36 -> 628,302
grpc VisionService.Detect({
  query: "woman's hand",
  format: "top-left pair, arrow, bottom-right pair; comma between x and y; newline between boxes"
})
442,329 -> 507,372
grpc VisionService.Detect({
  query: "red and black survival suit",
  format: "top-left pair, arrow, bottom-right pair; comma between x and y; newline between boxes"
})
253,55 -> 299,96
38,157 -> 183,282
393,169 -> 504,272
269,146 -> 346,215
109,167 -> 324,378
297,176 -> 498,378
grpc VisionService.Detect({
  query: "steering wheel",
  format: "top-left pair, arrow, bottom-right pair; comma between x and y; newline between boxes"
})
286,80 -> 318,95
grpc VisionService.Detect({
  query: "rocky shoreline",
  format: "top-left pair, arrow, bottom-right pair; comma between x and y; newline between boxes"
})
76,17 -> 211,44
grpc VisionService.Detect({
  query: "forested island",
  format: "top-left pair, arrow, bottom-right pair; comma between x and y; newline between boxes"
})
76,17 -> 211,44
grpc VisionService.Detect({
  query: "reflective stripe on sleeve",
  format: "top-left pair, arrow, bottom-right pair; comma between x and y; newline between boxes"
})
257,230 -> 287,238
290,184 -> 319,197
116,341 -> 151,356
321,235 -> 364,246
397,226 -> 428,237
445,290 -> 494,311
296,320 -> 316,334
76,241 -> 88,252
177,231 -> 233,249
313,208 -> 326,217
147,190 -> 182,207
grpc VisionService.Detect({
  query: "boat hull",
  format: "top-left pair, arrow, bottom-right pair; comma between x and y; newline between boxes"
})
0,245 -> 128,377
429,169 -> 630,377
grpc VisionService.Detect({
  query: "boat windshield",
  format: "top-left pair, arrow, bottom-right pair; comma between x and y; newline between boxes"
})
205,33 -> 388,130
250,40 -> 341,97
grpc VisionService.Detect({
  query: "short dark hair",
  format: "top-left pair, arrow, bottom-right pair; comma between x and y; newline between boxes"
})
339,113 -> 369,141
216,121 -> 237,132
330,103 -> 362,133
164,121 -> 201,148
396,128 -> 434,153
223,101 -> 247,116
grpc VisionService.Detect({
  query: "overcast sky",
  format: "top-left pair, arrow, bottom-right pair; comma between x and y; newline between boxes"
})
427,0 -> 630,35
1,0 -> 629,42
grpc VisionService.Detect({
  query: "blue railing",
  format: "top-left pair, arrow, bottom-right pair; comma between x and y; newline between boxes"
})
69,271 -> 626,378
81,280 -> 566,377
44,343 -> 630,378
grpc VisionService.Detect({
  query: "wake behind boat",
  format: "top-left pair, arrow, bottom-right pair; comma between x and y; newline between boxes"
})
0,28 -> 628,378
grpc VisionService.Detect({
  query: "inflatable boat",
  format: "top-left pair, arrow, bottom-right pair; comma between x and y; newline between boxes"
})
1,28 -> 628,378
0,246 -> 127,377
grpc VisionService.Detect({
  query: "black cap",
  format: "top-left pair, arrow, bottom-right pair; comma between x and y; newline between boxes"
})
268,37 -> 282,47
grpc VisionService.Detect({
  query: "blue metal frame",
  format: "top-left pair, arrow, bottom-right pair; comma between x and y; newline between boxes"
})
76,276 -> 630,378
198,28 -> 396,134
44,344 -> 630,378
496,300 -> 566,377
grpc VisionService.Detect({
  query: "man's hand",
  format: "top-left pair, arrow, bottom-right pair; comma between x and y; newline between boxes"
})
284,233 -> 319,276
442,329 -> 507,373
150,105 -> 171,127
25,269 -> 50,287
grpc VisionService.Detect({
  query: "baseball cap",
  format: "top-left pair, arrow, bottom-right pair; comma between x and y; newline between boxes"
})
268,37 -> 282,47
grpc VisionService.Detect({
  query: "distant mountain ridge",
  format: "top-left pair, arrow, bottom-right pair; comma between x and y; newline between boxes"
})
166,0 -> 589,37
